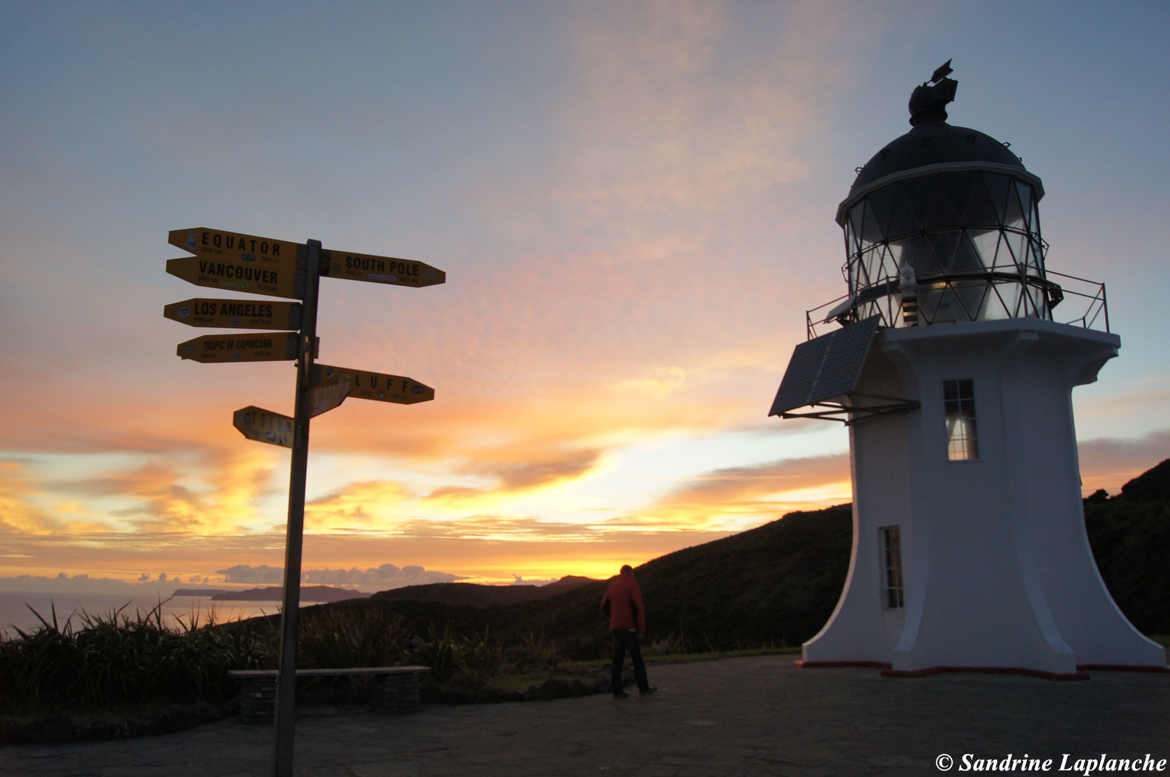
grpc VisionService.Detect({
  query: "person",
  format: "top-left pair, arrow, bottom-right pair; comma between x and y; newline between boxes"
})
600,564 -> 656,698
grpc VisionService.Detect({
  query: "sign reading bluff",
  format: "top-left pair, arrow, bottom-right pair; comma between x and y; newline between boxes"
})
312,364 -> 434,404
177,332 -> 301,363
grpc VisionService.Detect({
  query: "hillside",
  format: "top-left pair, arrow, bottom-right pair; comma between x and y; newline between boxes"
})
372,576 -> 594,608
212,585 -> 366,603
340,459 -> 1170,657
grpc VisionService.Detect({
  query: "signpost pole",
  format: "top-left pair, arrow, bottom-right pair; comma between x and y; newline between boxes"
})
272,239 -> 321,777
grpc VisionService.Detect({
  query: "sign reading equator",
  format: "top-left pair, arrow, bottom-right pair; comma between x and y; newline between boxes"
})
169,227 -> 301,263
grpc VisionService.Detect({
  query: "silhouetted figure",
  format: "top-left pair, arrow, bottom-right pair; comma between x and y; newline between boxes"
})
601,565 -> 656,698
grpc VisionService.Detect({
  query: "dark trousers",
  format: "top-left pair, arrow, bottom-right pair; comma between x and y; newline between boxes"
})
611,629 -> 649,693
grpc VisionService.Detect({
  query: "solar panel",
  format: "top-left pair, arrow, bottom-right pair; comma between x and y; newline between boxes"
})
769,316 -> 880,416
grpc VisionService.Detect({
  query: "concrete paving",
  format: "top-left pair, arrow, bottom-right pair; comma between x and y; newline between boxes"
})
2,656 -> 1169,777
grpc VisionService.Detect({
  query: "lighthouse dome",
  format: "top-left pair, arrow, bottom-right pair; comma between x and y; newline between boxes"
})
831,63 -> 1057,329
848,121 -> 1027,196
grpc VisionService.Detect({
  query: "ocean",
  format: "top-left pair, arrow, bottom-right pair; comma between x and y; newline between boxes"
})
0,591 -> 281,637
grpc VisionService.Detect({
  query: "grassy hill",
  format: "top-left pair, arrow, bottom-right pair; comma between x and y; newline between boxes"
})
358,459 -> 1170,653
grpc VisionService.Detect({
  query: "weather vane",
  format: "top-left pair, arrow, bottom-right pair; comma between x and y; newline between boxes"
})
908,58 -> 957,126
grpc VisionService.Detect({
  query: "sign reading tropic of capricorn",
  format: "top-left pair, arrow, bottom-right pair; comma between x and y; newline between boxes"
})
162,226 -> 445,777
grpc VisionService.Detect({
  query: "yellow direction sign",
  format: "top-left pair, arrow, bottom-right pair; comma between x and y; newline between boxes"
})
308,377 -> 349,418
169,227 -> 300,264
167,256 -> 302,299
164,298 -> 303,330
233,406 -> 294,448
321,250 -> 445,288
312,364 -> 434,404
177,332 -> 301,363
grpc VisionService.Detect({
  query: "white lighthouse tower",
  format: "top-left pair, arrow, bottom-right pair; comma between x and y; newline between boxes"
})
770,64 -> 1166,677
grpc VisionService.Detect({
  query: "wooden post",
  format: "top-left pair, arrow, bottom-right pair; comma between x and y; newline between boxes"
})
272,239 -> 321,777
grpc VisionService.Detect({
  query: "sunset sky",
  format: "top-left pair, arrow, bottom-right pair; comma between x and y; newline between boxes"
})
2,1 -> 1168,594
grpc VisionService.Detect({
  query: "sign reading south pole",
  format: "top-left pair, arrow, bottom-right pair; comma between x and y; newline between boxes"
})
321,250 -> 445,288
164,298 -> 303,330
177,332 -> 301,363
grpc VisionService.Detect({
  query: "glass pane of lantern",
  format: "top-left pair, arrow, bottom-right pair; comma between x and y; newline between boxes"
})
971,229 -> 1000,271
987,282 -> 1017,320
1027,237 -> 1045,275
861,198 -> 882,244
848,204 -> 865,250
983,173 -> 1011,227
925,175 -> 960,228
1003,180 -> 1025,230
967,172 -> 999,228
1016,182 -> 1033,230
953,280 -> 986,320
934,231 -> 961,274
991,232 -> 1014,271
886,180 -> 915,239
867,187 -> 893,240
1003,229 -> 1027,273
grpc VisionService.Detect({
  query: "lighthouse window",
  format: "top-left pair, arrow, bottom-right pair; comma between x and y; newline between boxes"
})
880,526 -> 904,609
943,378 -> 979,461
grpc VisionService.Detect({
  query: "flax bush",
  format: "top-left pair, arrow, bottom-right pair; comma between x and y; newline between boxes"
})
0,601 -> 266,713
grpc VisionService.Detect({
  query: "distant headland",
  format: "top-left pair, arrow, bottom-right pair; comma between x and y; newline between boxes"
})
170,585 -> 366,603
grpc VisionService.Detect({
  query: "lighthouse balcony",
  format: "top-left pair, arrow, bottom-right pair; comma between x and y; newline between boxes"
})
804,267 -> 1109,341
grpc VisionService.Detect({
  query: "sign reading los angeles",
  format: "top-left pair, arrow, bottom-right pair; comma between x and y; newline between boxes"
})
312,364 -> 434,404
233,406 -> 295,448
164,298 -> 303,330
177,332 -> 301,363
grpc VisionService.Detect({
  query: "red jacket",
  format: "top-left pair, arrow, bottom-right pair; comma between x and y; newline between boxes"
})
601,572 -> 646,633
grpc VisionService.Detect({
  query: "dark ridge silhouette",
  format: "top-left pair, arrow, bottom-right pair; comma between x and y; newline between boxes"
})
1119,458 -> 1170,502
372,576 -> 595,608
211,585 -> 366,603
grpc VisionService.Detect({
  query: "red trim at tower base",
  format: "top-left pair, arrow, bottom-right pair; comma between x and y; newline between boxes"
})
880,665 -> 1089,681
794,659 -> 891,669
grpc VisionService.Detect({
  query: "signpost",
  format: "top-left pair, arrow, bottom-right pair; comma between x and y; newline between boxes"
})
162,226 -> 443,777
164,298 -> 302,330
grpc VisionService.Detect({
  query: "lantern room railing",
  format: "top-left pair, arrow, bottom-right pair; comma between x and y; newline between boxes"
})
804,269 -> 1110,341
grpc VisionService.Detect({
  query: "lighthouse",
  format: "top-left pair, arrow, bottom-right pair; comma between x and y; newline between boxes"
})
769,63 -> 1166,677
